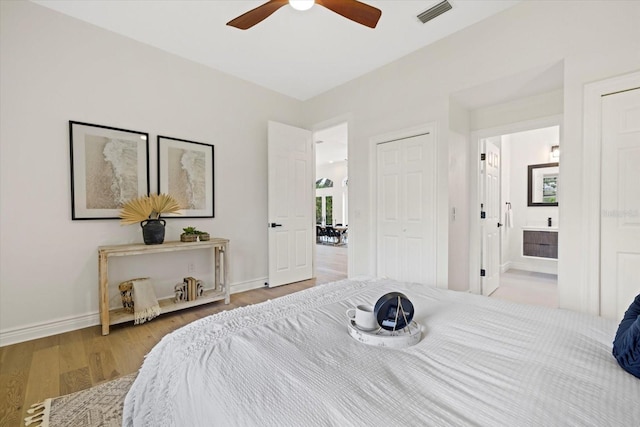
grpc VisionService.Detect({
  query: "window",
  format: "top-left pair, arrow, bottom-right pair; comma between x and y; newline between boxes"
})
316,197 -> 322,224
316,196 -> 333,225
316,178 -> 333,189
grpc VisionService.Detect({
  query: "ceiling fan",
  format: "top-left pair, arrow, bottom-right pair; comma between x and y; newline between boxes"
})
227,0 -> 382,30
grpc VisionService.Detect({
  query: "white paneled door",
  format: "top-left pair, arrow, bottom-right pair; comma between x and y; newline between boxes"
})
267,121 -> 314,288
600,88 -> 640,319
376,132 -> 436,285
481,138 -> 501,296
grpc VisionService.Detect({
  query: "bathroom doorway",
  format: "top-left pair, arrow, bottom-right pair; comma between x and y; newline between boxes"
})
476,121 -> 561,307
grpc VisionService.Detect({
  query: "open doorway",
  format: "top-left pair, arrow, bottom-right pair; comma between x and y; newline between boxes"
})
450,60 -> 564,307
477,123 -> 560,308
313,122 -> 348,284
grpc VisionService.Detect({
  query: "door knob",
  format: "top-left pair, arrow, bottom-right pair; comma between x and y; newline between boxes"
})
497,222 -> 503,228
269,223 -> 283,228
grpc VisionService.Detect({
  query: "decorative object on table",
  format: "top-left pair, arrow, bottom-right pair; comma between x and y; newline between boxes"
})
346,291 -> 420,348
180,226 -> 210,242
129,277 -> 160,325
157,135 -> 214,218
346,304 -> 378,331
140,218 -> 166,245
118,193 -> 182,244
374,292 -> 414,331
174,277 -> 204,302
69,121 -> 149,220
174,282 -> 186,303
347,318 -> 422,348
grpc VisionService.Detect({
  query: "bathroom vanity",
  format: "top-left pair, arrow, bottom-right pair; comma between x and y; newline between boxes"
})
522,227 -> 558,259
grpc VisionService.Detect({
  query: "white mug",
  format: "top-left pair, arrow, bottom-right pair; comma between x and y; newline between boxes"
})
346,304 -> 378,331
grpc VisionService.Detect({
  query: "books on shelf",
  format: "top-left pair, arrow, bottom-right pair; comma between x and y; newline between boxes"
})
175,276 -> 205,302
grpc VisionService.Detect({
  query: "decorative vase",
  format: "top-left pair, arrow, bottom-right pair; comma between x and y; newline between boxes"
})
140,219 -> 166,245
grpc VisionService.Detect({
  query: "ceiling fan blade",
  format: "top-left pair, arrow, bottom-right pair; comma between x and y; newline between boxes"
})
316,0 -> 382,28
227,0 -> 289,30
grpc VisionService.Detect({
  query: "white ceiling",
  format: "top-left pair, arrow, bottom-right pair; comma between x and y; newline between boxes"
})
33,0 -> 521,101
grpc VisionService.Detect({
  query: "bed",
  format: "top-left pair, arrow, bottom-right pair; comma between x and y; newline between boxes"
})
123,278 -> 640,426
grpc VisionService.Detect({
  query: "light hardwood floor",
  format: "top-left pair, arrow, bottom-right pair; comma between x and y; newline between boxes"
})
0,246 -> 348,427
315,243 -> 348,284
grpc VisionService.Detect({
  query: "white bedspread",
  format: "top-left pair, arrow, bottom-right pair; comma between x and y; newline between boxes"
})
123,278 -> 640,426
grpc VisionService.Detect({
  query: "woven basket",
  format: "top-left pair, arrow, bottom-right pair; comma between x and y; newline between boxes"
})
180,233 -> 210,242
118,277 -> 149,313
118,282 -> 134,313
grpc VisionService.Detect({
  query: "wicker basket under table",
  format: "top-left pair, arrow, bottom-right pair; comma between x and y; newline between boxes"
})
118,278 -> 149,313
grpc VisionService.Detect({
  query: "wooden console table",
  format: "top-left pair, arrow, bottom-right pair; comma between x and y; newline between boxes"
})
98,239 -> 229,335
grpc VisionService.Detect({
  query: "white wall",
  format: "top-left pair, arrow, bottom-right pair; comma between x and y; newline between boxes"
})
301,1 -> 640,310
2,0 -> 639,345
471,90 -> 564,132
315,161 -> 348,225
502,127 -> 560,274
0,1 -> 303,344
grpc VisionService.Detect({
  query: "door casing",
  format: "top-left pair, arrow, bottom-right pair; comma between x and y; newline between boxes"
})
370,122 -> 445,288
469,115 -> 563,295
583,71 -> 640,316
311,114 -> 353,278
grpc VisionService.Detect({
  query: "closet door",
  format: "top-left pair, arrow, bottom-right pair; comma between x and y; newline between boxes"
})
600,88 -> 640,319
376,133 -> 436,284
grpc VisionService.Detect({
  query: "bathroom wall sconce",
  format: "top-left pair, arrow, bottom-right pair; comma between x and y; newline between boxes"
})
550,145 -> 560,161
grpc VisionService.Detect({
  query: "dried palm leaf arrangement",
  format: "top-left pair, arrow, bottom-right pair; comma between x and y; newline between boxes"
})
119,193 -> 182,225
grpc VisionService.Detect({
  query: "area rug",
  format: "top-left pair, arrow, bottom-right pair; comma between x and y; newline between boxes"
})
25,373 -> 136,427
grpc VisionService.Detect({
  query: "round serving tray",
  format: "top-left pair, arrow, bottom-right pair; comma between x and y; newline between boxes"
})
347,320 -> 422,348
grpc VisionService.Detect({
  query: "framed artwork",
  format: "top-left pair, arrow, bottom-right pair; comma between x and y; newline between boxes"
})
69,121 -> 149,220
157,135 -> 214,218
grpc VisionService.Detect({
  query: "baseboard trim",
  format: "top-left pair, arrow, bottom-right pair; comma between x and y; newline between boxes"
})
230,277 -> 268,294
0,277 -> 270,347
500,262 -> 512,273
508,261 -> 558,275
0,312 -> 99,347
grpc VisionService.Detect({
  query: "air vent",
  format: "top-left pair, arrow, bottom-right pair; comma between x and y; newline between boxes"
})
417,0 -> 452,24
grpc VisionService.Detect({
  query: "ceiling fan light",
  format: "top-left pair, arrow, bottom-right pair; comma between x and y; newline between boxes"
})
289,0 -> 315,11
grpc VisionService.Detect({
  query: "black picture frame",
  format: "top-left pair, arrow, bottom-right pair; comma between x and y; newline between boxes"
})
69,121 -> 149,220
527,162 -> 559,207
157,135 -> 214,218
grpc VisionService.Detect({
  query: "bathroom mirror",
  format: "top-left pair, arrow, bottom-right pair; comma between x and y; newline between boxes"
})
528,162 -> 559,206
